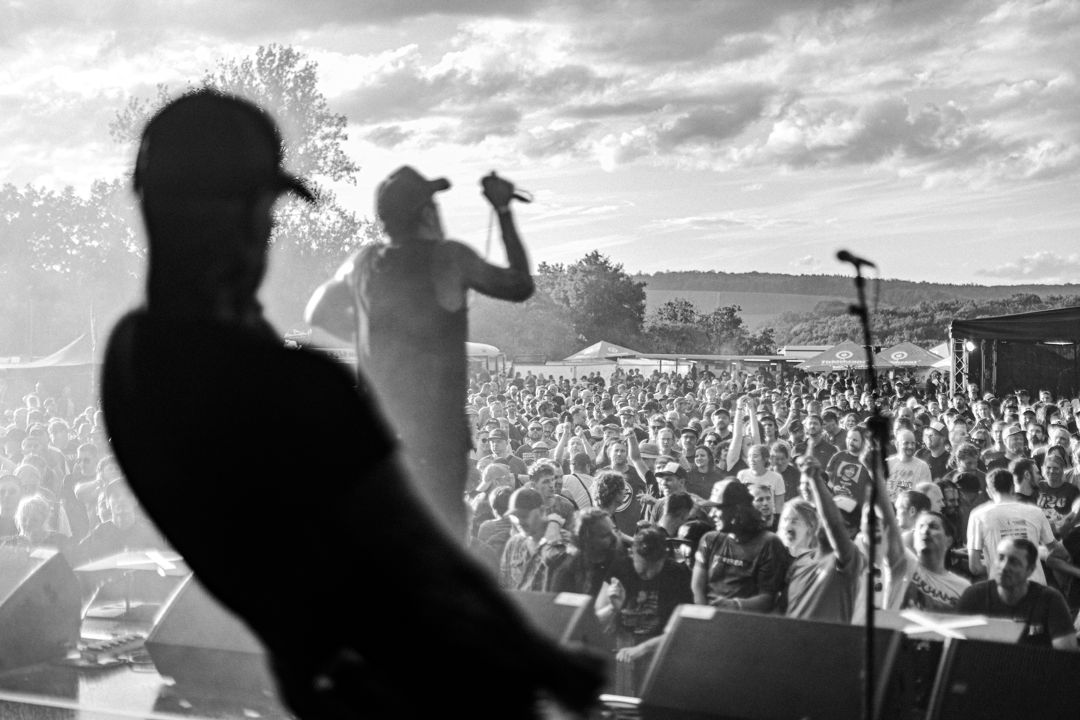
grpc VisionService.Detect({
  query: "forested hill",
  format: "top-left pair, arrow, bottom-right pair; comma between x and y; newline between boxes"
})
637,271 -> 1080,329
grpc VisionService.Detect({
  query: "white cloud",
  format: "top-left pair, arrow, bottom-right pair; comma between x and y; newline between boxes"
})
976,251 -> 1080,281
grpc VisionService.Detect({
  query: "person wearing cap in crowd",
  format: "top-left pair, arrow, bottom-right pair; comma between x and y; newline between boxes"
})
306,165 -> 534,538
519,419 -> 554,464
499,486 -> 571,592
102,91 -> 602,720
692,479 -> 789,612
987,424 -> 1028,472
646,461 -> 704,525
916,420 -> 951,481
603,523 -> 693,694
675,426 -> 699,471
708,406 -> 733,448
479,429 -> 528,486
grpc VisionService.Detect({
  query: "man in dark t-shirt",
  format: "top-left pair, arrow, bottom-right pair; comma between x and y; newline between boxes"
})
606,524 -> 692,694
956,538 -> 1076,650
103,91 -> 602,720
692,480 -> 789,612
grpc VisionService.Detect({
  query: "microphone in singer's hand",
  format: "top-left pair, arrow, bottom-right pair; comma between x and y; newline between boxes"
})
512,190 -> 533,204
836,250 -> 876,268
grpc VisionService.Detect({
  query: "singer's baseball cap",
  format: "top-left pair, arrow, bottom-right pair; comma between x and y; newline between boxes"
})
134,90 -> 314,203
376,166 -> 450,224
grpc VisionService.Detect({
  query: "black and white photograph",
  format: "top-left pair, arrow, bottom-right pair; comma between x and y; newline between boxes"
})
1,1 -> 1079,718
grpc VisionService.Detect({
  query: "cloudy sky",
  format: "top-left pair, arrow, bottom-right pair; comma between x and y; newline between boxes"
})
3,0 -> 1079,284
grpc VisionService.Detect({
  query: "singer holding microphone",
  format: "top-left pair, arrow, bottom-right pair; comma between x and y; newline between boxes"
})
306,167 -> 534,538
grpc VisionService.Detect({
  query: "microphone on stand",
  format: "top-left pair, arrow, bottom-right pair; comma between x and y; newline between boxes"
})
836,250 -> 876,269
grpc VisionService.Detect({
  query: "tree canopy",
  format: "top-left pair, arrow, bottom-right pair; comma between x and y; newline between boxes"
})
3,44 -> 379,356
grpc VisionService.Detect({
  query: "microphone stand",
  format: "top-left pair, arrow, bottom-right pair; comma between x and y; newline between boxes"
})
845,262 -> 890,720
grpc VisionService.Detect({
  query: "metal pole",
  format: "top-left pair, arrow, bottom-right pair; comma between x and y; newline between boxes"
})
846,268 -> 889,720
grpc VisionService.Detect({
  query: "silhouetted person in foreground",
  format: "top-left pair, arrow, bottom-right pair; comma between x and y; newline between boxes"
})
101,90 -> 602,720
306,165 -> 533,538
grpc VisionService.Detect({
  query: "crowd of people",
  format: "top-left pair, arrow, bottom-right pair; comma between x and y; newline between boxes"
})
0,380 -> 164,571
461,365 -> 1080,691
4,364 -> 1080,694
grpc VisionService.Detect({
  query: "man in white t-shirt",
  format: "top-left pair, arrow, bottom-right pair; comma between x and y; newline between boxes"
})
967,468 -> 1068,587
886,429 -> 931,500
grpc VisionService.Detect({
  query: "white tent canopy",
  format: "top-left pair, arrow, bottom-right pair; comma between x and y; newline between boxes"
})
562,340 -> 640,362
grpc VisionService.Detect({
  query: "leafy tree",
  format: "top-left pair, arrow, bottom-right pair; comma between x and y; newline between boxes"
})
470,291 -> 577,360
108,43 -> 376,331
109,45 -> 358,182
701,304 -> 747,353
0,181 -> 140,356
743,327 -> 777,355
538,251 -> 646,347
655,298 -> 698,325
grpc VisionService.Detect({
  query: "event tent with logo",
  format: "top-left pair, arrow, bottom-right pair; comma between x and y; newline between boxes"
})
797,341 -> 871,372
873,342 -> 943,369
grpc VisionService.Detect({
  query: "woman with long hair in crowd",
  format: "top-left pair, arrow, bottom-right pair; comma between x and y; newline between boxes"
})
686,444 -> 721,498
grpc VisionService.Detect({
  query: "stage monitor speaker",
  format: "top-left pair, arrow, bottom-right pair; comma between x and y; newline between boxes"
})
145,574 -> 274,692
508,591 -> 612,653
927,637 -> 1080,720
639,605 -> 904,720
0,547 -> 81,671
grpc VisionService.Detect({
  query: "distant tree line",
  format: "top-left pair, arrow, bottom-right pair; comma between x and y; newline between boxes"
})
769,293 -> 1080,347
470,251 -> 777,360
472,277 -> 1080,362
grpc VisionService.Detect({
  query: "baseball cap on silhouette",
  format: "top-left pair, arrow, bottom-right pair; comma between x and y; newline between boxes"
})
376,166 -> 450,224
134,90 -> 315,203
